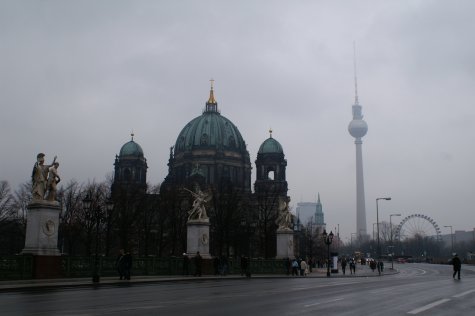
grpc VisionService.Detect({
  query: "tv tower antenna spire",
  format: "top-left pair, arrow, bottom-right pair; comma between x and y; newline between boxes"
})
353,41 -> 359,105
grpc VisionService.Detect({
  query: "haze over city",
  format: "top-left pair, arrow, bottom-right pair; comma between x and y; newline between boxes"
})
1,1 -> 474,241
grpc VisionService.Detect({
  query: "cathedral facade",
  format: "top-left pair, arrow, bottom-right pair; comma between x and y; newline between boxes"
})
112,83 -> 290,258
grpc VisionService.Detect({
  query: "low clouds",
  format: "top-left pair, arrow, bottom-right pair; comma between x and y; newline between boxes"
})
1,1 -> 474,240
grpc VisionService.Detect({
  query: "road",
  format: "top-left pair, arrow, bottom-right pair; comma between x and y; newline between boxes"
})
2,263 -> 474,316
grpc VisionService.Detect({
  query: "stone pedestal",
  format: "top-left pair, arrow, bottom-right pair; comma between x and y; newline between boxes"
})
22,201 -> 61,256
276,229 -> 294,259
186,219 -> 211,258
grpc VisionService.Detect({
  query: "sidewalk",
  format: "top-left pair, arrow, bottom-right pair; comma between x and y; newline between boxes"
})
0,267 -> 398,292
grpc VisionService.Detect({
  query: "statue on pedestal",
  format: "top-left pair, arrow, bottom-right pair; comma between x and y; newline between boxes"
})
276,197 -> 292,231
185,185 -> 211,221
31,153 -> 57,201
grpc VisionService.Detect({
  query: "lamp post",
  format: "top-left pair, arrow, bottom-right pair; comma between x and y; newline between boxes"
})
322,230 -> 334,277
390,214 -> 401,269
376,197 -> 391,259
83,194 -> 114,283
241,219 -> 256,277
444,225 -> 454,255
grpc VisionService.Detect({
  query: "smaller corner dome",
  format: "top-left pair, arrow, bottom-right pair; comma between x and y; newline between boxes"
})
119,140 -> 144,157
258,137 -> 284,154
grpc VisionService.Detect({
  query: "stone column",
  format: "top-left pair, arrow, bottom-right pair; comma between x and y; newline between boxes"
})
186,219 -> 211,258
276,228 -> 294,259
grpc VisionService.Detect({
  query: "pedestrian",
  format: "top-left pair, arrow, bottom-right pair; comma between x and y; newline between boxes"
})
451,253 -> 462,280
370,260 -> 377,272
291,258 -> 299,276
341,258 -> 347,275
194,251 -> 202,277
349,258 -> 356,274
377,260 -> 384,275
300,259 -> 308,276
123,251 -> 132,280
116,249 -> 125,280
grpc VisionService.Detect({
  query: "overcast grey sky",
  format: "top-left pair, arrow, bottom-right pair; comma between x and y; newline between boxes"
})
1,0 -> 474,241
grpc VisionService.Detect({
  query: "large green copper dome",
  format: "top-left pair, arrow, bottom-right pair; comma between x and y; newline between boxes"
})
258,132 -> 284,154
166,83 -> 252,193
174,87 -> 246,154
119,135 -> 144,157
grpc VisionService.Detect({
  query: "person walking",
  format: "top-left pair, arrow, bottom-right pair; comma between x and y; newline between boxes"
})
377,260 -> 384,276
452,253 -> 462,280
300,259 -> 308,276
291,259 -> 299,276
349,258 -> 356,274
123,251 -> 132,280
341,258 -> 347,275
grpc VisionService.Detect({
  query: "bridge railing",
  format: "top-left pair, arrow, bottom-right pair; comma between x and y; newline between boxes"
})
0,256 -> 289,280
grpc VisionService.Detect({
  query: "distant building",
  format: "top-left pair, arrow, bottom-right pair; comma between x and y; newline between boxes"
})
296,194 -> 326,233
441,229 -> 475,247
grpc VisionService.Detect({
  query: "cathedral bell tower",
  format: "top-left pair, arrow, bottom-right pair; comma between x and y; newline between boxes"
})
112,133 -> 148,195
254,129 -> 288,199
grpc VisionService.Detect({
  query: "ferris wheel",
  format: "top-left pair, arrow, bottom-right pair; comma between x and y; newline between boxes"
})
394,214 -> 442,242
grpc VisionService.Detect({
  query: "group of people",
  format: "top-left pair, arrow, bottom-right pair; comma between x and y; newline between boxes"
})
287,258 -> 311,276
340,257 -> 357,275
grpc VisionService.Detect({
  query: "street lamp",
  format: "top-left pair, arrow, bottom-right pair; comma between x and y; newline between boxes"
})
376,197 -> 391,259
444,225 -> 454,255
390,213 -> 401,269
83,194 -> 114,283
322,230 -> 334,277
241,219 -> 256,277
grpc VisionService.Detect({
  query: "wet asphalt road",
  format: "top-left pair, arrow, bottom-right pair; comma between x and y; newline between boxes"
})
2,263 -> 475,316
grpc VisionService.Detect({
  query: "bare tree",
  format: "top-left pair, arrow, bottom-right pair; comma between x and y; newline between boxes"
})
58,180 -> 83,255
0,181 -> 14,225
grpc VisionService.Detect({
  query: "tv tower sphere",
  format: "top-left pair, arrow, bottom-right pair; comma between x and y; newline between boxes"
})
348,116 -> 368,138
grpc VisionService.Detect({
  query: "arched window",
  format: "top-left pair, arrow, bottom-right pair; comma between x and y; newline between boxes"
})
267,170 -> 275,180
124,168 -> 131,181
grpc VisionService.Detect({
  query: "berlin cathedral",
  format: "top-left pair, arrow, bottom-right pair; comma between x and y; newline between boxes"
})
111,82 -> 292,258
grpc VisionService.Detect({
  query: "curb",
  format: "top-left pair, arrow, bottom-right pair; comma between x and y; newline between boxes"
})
0,270 -> 399,292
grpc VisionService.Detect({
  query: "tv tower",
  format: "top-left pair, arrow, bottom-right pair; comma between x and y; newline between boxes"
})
348,44 -> 368,240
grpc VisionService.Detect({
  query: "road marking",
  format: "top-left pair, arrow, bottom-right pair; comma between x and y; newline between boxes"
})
452,289 -> 475,298
407,298 -> 451,314
304,297 -> 343,307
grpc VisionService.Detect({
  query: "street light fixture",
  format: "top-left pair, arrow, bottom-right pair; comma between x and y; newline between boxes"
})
322,230 -> 334,277
444,225 -> 454,255
376,197 -> 391,259
83,194 -> 114,283
390,213 -> 401,269
241,219 -> 256,277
